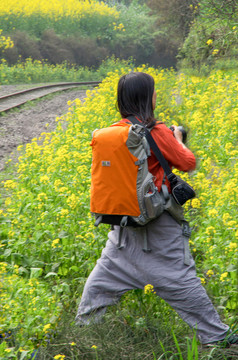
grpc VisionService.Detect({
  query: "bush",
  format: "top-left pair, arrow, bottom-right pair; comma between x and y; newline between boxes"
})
178,1 -> 238,71
64,36 -> 109,68
1,30 -> 110,68
1,31 -> 41,65
0,0 -> 163,68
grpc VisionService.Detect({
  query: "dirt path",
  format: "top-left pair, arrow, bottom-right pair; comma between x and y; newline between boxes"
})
0,87 -> 87,171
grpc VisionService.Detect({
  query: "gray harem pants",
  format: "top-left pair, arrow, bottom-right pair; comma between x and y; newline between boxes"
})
75,212 -> 229,344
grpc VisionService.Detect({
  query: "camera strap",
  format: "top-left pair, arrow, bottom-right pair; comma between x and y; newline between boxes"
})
127,116 -> 177,185
127,116 -> 191,266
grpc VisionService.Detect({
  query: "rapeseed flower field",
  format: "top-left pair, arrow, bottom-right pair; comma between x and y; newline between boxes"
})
0,65 -> 237,358
0,0 -> 120,38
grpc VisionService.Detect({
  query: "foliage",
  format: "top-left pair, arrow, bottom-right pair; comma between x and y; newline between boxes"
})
178,0 -> 238,70
0,56 -> 133,84
147,0 -> 199,41
0,0 -> 159,68
0,29 -> 14,50
109,1 -> 157,64
0,0 -> 120,39
172,72 -> 238,315
0,64 -> 238,358
0,262 -> 63,359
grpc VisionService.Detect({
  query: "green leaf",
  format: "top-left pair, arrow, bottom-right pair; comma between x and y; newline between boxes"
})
30,267 -> 43,278
45,272 -> 58,278
20,350 -> 30,360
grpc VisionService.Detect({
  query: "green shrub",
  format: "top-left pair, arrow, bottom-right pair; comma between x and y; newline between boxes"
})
178,0 -> 238,72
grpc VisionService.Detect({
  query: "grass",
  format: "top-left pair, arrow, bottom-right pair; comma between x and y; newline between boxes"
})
37,306 -> 238,360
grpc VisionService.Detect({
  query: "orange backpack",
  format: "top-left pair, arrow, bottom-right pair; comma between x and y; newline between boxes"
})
90,120 -> 165,228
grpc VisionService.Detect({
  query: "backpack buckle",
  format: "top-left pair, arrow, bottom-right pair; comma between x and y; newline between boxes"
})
94,215 -> 103,227
182,221 -> 191,238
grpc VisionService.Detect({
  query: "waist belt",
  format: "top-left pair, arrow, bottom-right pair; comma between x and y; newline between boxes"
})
117,217 -> 192,266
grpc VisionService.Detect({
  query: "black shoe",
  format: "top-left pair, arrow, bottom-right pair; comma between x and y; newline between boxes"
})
224,333 -> 238,347
203,333 -> 238,348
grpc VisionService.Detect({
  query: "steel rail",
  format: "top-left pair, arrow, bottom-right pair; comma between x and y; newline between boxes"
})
0,81 -> 101,113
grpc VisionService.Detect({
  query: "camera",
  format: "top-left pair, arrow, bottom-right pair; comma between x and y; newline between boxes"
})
169,125 -> 187,144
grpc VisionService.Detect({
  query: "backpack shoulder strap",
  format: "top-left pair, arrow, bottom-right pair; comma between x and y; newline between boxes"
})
127,116 -> 177,184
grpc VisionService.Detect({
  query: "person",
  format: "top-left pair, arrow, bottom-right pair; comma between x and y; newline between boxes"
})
75,72 -> 236,346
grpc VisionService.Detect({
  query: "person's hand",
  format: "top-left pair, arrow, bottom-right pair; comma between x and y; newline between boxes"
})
171,125 -> 186,148
171,125 -> 182,142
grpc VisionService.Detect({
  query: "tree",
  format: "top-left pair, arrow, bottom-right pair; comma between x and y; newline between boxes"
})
147,0 -> 199,42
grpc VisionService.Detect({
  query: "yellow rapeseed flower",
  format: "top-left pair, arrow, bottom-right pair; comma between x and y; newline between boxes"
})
212,49 -> 219,55
144,284 -> 155,294
191,198 -> 201,208
206,269 -> 214,277
222,213 -> 231,224
43,323 -> 51,333
208,209 -> 218,218
54,355 -> 65,360
220,272 -> 228,282
205,226 -> 216,235
206,39 -> 213,45
229,242 -> 237,250
52,239 -> 60,248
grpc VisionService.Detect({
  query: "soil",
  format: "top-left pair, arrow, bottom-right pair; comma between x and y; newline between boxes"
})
0,86 -> 87,171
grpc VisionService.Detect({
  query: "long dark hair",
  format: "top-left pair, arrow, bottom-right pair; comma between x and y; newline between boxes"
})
117,72 -> 156,127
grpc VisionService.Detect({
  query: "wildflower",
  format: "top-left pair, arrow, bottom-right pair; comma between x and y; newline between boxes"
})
40,175 -> 50,184
205,226 -> 216,235
208,209 -> 218,218
191,198 -> 201,208
200,278 -> 206,284
54,179 -> 63,188
222,213 -> 231,223
52,239 -> 60,248
66,193 -> 79,209
91,345 -> 98,349
212,49 -> 219,55
227,220 -> 236,227
220,272 -> 228,282
43,323 -> 51,333
206,269 -> 214,277
144,284 -> 155,294
4,180 -> 17,189
206,39 -> 213,45
70,342 -> 76,346
229,242 -> 237,250
54,355 -> 65,360
5,197 -> 12,206
60,209 -> 69,217
37,192 -> 48,201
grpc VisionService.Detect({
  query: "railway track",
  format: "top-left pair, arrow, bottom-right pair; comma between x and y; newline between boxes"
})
0,81 -> 101,113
